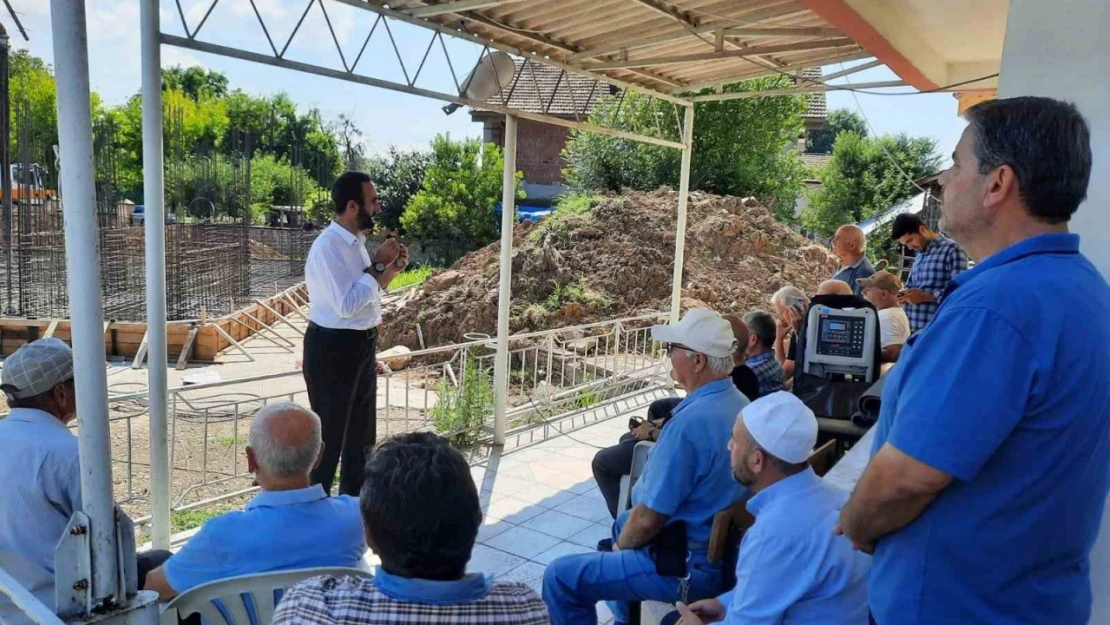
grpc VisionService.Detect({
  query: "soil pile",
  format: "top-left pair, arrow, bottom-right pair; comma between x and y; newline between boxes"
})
380,189 -> 835,349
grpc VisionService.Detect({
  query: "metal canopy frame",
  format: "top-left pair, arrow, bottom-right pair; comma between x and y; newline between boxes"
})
37,4 -> 919,623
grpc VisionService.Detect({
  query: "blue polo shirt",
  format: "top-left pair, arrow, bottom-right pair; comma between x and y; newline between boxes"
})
624,377 -> 749,544
163,485 -> 366,594
833,255 -> 875,296
869,233 -> 1110,625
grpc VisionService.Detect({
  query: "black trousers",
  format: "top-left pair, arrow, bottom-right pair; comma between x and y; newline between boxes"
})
303,322 -> 378,496
136,549 -> 171,588
592,397 -> 683,518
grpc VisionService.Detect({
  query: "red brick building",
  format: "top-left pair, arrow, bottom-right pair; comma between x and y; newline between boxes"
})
472,62 -> 827,206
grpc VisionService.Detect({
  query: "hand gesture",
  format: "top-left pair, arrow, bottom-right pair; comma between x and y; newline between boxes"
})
897,288 -> 933,306
373,238 -> 400,265
675,599 -> 726,625
632,419 -> 656,441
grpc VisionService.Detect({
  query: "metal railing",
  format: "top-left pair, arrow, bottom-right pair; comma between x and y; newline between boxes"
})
98,313 -> 671,532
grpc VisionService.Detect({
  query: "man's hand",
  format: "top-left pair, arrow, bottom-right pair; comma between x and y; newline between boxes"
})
632,419 -> 656,441
373,238 -> 401,266
897,288 -> 935,305
834,522 -> 875,555
675,599 -> 726,625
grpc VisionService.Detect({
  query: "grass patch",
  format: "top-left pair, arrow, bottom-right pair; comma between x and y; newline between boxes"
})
431,347 -> 495,448
553,192 -> 597,216
544,278 -> 610,311
171,502 -> 238,534
217,436 -> 245,447
391,263 -> 442,291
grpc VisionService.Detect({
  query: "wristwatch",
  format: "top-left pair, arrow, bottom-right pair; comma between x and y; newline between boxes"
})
365,261 -> 387,275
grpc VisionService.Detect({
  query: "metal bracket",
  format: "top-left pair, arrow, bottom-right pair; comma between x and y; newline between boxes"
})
55,511 -> 92,619
116,509 -> 138,599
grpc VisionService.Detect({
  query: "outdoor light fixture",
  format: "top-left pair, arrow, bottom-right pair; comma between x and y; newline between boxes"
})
442,51 -> 516,115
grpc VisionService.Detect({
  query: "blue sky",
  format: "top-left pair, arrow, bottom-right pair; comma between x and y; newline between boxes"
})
9,0 -> 967,162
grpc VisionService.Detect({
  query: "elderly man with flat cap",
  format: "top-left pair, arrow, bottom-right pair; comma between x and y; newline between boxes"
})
544,309 -> 749,625
0,339 -> 172,625
673,392 -> 870,625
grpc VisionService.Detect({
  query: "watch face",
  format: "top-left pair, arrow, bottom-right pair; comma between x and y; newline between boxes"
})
374,262 -> 387,273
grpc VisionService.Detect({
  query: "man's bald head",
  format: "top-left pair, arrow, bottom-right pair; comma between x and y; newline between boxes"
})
248,402 -> 322,480
722,314 -> 749,365
817,280 -> 854,296
833,224 -> 866,261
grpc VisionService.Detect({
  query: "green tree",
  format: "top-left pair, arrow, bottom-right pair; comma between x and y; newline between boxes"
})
805,108 -> 868,154
562,76 -> 807,219
364,147 -> 430,232
801,132 -> 942,238
162,66 -> 230,100
401,135 -> 523,264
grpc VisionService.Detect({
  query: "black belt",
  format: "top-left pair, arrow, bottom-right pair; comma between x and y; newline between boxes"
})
308,321 -> 378,340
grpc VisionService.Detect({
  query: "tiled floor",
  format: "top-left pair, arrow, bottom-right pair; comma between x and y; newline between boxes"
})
468,412 -> 645,625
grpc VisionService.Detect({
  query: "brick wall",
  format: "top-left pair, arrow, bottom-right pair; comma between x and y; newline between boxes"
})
481,117 -> 571,185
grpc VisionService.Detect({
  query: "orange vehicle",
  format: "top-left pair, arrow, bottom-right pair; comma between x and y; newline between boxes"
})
1,163 -> 57,204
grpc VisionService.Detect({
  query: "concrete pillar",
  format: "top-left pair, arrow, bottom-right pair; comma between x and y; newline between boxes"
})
996,2 -> 1110,622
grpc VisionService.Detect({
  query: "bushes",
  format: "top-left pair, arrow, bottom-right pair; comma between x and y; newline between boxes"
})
401,135 -> 523,265
431,348 -> 495,447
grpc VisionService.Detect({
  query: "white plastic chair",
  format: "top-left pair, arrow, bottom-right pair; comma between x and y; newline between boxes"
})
160,566 -> 373,625
617,440 -> 655,513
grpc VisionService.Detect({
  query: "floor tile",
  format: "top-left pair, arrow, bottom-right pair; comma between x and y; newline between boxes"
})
498,561 -> 548,594
566,522 -> 613,549
484,475 -> 535,497
556,492 -> 614,523
542,473 -> 598,494
484,526 -> 563,560
476,517 -> 516,543
597,602 -> 615,625
493,482 -> 575,509
468,544 -> 526,577
520,509 -> 595,540
556,445 -> 606,462
484,496 -> 546,525
531,541 -> 593,565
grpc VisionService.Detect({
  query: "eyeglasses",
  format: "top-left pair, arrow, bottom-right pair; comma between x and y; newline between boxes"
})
664,343 -> 691,355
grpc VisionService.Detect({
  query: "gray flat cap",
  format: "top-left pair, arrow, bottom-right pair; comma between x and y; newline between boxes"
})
1,337 -> 74,399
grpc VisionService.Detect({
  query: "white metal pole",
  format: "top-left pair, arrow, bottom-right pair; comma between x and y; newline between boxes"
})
141,0 -> 171,550
50,0 -> 120,603
492,114 -> 517,445
669,104 -> 695,323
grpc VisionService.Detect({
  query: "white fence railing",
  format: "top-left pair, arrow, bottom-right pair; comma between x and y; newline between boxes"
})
97,314 -> 671,532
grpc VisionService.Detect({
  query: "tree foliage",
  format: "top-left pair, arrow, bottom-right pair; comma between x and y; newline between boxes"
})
801,132 -> 942,237
401,135 -> 523,264
562,76 -> 807,219
162,66 -> 229,100
364,147 -> 431,232
805,108 -> 868,154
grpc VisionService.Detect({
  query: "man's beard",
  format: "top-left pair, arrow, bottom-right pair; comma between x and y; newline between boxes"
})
733,465 -> 755,488
357,211 -> 375,231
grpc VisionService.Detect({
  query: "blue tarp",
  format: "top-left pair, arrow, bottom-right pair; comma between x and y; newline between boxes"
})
496,203 -> 552,223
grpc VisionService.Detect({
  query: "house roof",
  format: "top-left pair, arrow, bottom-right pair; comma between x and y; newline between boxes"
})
800,67 -> 827,120
800,152 -> 832,169
478,59 -> 615,118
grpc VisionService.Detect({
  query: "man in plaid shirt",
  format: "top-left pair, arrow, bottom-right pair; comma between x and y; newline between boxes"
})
742,311 -> 785,397
273,433 -> 549,625
891,213 -> 969,333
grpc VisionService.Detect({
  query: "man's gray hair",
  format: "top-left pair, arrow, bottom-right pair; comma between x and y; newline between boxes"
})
249,402 -> 322,478
684,350 -> 734,375
770,285 -> 807,308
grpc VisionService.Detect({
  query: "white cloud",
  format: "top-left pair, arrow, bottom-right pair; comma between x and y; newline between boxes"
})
162,47 -> 207,69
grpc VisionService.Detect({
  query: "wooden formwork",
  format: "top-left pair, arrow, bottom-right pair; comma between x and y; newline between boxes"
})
0,283 -> 309,363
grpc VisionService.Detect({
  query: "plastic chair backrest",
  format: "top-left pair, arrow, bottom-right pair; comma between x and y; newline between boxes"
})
629,441 -> 654,485
160,567 -> 373,625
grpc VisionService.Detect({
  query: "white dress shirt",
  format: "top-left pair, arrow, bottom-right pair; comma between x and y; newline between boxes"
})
0,408 -> 81,625
305,221 -> 382,330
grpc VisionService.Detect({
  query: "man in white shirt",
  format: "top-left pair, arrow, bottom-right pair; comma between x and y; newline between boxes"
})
0,339 -> 171,624
858,271 -> 911,363
303,172 -> 408,496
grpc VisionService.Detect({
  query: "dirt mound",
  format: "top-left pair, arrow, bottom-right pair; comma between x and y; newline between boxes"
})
380,189 -> 834,349
249,240 -> 284,259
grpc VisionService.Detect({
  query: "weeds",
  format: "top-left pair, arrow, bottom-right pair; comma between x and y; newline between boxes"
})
391,263 -> 442,291
431,348 -> 495,447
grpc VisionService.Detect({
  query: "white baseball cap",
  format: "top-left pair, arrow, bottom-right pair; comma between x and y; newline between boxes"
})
651,309 -> 737,358
741,391 -> 818,464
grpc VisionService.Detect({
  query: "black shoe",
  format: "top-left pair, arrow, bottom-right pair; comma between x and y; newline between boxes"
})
596,538 -> 613,552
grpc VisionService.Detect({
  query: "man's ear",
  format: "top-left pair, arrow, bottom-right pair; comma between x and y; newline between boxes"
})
245,446 -> 258,474
313,442 -> 325,471
983,164 -> 1018,212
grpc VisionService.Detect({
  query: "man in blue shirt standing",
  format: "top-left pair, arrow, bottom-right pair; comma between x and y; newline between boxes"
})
838,97 -> 1110,625
831,225 -> 875,296
673,392 -> 869,625
544,309 -> 749,625
889,213 -> 969,333
144,402 -> 366,599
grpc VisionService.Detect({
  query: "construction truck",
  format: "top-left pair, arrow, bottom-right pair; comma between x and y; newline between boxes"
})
2,162 -> 57,205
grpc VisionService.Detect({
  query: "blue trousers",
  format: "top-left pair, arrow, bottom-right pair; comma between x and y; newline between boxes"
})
542,528 -> 724,625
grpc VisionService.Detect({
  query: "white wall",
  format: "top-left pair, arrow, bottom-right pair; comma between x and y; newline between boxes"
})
996,2 -> 1110,623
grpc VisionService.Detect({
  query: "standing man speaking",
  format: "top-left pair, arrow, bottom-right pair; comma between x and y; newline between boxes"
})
303,171 -> 408,496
